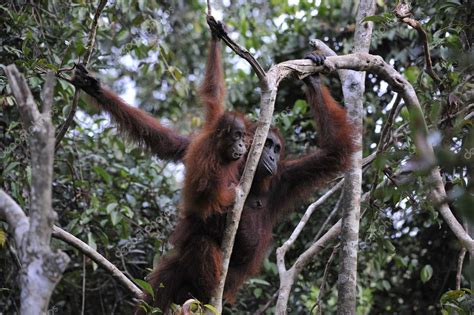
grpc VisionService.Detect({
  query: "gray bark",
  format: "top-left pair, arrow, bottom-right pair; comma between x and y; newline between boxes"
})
2,67 -> 70,315
337,1 -> 375,314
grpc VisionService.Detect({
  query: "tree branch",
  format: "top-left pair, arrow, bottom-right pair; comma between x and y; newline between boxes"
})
394,0 -> 440,83
4,66 -> 70,314
51,226 -> 142,298
337,1 -> 375,313
456,247 -> 467,290
0,190 -> 30,248
206,15 -> 267,86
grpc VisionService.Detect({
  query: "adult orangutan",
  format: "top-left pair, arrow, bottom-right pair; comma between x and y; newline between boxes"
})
70,20 -> 353,314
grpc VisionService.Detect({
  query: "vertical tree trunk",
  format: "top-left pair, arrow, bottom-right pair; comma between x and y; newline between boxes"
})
337,1 -> 375,314
4,67 -> 70,315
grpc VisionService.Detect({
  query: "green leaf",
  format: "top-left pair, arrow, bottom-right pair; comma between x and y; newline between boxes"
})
203,304 -> 219,315
253,287 -> 262,298
106,203 -> 118,214
3,162 -> 21,176
135,279 -> 155,298
382,280 -> 391,291
440,289 -> 466,304
248,278 -> 271,286
121,205 -> 134,218
420,265 -> 433,283
87,232 -> 97,250
110,211 -> 122,226
92,165 -> 112,185
404,66 -> 420,84
293,99 -> 308,114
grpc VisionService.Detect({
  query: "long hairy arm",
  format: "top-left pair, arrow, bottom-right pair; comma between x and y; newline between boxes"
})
198,38 -> 226,125
271,74 -> 354,216
71,64 -> 190,161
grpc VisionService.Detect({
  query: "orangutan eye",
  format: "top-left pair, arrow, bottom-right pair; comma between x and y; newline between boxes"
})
274,144 -> 281,153
233,130 -> 242,140
265,139 -> 272,148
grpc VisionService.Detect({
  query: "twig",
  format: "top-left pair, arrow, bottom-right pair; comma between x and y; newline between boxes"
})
55,0 -> 108,150
369,94 -> 403,202
313,244 -> 339,315
206,15 -> 267,85
394,0 -> 441,83
277,180 -> 344,276
313,191 -> 343,243
206,0 -> 212,15
377,93 -> 403,152
456,247 -> 467,290
276,150 -> 376,276
254,290 -> 279,315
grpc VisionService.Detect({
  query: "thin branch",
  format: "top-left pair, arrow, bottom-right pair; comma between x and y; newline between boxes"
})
456,247 -> 467,290
313,244 -> 339,315
276,180 -> 344,275
52,226 -> 142,298
81,255 -> 86,315
206,15 -> 267,85
394,1 -> 441,83
276,150 -> 377,278
313,191 -> 343,243
206,0 -> 212,15
254,291 -> 279,315
378,93 -> 403,152
55,0 -> 108,150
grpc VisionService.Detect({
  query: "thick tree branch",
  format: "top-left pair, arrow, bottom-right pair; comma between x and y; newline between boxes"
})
55,0 -> 108,150
4,66 -> 69,315
0,190 -> 30,247
0,197 -> 141,299
337,1 -> 374,313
